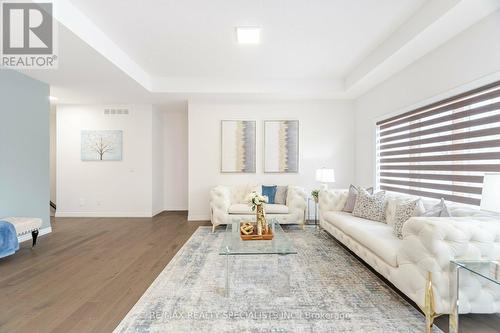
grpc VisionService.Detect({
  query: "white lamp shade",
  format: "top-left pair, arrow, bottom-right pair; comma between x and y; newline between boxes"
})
481,173 -> 500,213
316,168 -> 335,183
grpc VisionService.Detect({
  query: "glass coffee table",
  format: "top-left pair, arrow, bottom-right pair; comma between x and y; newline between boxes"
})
449,259 -> 500,333
219,218 -> 297,297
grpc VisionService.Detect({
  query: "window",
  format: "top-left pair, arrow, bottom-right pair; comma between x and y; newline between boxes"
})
376,80 -> 500,206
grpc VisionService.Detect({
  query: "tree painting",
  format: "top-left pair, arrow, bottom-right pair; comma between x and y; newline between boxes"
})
81,130 -> 123,161
93,137 -> 113,160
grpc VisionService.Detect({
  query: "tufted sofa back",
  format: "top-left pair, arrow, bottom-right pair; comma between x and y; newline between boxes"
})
318,189 -> 348,214
228,185 -> 258,204
319,188 -> 500,218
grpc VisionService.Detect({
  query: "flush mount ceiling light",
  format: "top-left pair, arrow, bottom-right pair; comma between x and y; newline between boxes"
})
236,26 -> 261,44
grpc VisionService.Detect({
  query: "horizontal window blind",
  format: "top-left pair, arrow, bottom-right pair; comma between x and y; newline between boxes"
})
376,80 -> 500,206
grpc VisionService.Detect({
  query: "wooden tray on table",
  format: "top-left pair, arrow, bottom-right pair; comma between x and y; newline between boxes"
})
239,222 -> 274,240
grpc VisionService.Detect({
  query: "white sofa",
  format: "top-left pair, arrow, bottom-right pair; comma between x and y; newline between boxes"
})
319,189 -> 500,328
210,184 -> 307,231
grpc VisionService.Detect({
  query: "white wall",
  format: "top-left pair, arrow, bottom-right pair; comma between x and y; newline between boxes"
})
0,70 -> 51,230
162,103 -> 189,211
188,100 -> 355,220
354,10 -> 500,187
50,105 -> 57,205
56,104 -> 154,217
152,106 -> 164,215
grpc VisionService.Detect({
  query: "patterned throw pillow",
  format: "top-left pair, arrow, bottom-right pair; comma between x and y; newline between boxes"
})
352,189 -> 386,222
343,185 -> 374,213
393,199 -> 425,239
385,196 -> 425,225
274,186 -> 288,205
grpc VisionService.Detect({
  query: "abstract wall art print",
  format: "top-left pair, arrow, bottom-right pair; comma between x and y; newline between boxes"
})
264,120 -> 299,173
220,120 -> 256,173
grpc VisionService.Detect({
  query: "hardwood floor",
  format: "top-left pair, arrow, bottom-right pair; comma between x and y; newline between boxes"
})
1,213 -> 498,333
435,313 -> 500,333
0,212 -> 209,333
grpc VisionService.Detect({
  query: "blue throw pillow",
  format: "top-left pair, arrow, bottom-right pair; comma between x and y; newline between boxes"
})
262,185 -> 277,204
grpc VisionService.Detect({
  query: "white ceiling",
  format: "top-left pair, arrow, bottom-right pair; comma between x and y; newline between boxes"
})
17,0 -> 500,103
69,0 -> 424,80
18,25 -> 151,104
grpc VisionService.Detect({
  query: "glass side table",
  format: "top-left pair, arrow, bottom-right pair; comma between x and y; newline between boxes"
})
307,197 -> 319,226
449,259 -> 500,333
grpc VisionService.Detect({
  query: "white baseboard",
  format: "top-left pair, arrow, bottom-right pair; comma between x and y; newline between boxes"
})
152,209 -> 165,216
164,206 -> 188,211
18,226 -> 52,243
55,211 -> 153,218
187,214 -> 210,221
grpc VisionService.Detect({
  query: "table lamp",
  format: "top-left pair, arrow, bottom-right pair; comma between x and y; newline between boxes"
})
316,168 -> 335,188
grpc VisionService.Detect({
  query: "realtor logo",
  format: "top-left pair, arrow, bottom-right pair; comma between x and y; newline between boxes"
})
1,0 -> 58,68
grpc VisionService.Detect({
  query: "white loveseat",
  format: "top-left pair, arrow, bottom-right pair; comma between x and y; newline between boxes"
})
210,185 -> 307,231
319,189 -> 500,328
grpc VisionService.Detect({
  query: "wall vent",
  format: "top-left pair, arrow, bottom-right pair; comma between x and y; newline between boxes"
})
104,108 -> 129,115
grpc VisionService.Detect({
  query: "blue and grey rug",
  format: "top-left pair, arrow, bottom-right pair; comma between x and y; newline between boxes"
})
114,226 -> 442,333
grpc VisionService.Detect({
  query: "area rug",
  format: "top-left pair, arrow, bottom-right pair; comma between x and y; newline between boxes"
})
114,226 -> 442,333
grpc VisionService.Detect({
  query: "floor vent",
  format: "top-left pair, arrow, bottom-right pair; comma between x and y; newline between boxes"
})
104,108 -> 129,115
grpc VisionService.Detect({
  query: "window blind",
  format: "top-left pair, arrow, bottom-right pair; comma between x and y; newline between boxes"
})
376,80 -> 500,206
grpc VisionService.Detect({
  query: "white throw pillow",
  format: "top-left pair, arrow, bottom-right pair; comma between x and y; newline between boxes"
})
422,198 -> 451,217
274,186 -> 288,205
343,185 -> 373,213
393,199 -> 425,239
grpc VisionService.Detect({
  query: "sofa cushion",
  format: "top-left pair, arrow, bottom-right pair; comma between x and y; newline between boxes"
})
343,185 -> 373,213
266,204 -> 289,214
323,211 -> 361,234
352,189 -> 386,222
384,195 -> 410,225
228,204 -> 253,214
262,185 -> 277,204
348,222 -> 401,268
275,186 -> 288,205
422,198 -> 451,217
323,211 -> 401,267
393,199 -> 425,239
228,204 -> 289,214
381,191 -> 490,218
385,196 -> 426,225
1,217 -> 42,235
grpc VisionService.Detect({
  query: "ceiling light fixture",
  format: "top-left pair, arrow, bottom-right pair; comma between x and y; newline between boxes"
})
236,26 -> 261,44
49,96 -> 58,102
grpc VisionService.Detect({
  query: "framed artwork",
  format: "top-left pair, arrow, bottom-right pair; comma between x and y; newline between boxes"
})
81,130 -> 123,161
264,120 -> 299,173
221,120 -> 256,173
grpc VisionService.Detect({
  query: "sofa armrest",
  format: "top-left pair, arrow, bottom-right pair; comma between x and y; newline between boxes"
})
401,216 -> 500,269
209,186 -> 231,226
396,216 -> 500,313
287,186 -> 307,224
